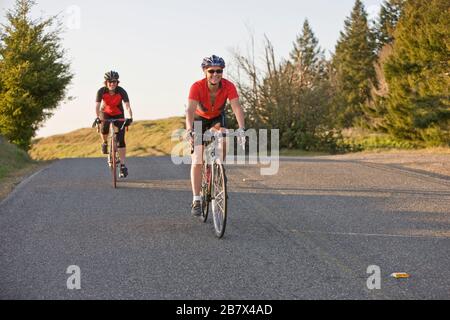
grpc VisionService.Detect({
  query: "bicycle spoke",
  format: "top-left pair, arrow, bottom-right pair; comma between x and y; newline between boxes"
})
213,202 -> 223,224
215,192 -> 225,205
215,200 -> 225,213
214,177 -> 223,191
214,189 -> 224,199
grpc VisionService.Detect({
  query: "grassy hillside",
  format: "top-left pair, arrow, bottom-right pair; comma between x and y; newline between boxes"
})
0,136 -> 34,180
30,117 -> 187,160
0,135 -> 45,201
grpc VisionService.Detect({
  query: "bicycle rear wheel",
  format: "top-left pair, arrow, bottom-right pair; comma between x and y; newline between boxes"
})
200,162 -> 211,223
211,163 -> 227,238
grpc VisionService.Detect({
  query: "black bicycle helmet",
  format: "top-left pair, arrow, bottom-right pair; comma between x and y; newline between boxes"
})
201,55 -> 225,69
104,70 -> 120,81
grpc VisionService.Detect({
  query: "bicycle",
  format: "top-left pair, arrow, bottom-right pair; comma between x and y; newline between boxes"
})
94,118 -> 128,189
190,128 -> 245,238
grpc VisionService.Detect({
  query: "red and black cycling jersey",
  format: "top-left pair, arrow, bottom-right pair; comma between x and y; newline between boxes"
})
96,86 -> 130,116
188,78 -> 239,120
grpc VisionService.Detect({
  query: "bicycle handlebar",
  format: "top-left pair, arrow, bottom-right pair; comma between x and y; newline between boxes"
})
102,118 -> 126,122
187,128 -> 246,154
95,118 -> 131,131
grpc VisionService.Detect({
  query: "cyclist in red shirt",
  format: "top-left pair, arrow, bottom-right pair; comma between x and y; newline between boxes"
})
93,71 -> 133,178
186,55 -> 246,216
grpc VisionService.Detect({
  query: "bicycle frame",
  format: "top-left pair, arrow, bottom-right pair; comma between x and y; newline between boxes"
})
202,128 -> 243,162
102,118 -> 126,188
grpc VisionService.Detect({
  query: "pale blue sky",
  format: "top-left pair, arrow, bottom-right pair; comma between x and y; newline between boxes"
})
0,0 -> 383,137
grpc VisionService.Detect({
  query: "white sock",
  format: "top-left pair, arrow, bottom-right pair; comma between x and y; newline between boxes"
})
193,195 -> 201,202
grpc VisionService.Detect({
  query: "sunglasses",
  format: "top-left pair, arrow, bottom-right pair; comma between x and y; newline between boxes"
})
108,80 -> 118,84
207,69 -> 223,74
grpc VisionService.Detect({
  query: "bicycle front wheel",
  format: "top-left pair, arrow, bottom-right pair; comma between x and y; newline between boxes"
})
211,163 -> 227,238
110,133 -> 117,189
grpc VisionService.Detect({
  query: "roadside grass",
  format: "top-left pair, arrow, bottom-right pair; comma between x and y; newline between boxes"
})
279,149 -> 330,157
348,146 -> 450,155
0,137 -> 48,201
340,127 -> 449,152
0,137 -> 34,180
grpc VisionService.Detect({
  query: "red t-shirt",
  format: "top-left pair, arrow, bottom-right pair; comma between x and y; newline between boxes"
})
96,86 -> 129,116
188,78 -> 239,119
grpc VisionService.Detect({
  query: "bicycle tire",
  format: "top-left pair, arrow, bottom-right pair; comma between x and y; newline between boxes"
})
200,162 -> 211,223
211,163 -> 227,238
111,132 -> 117,189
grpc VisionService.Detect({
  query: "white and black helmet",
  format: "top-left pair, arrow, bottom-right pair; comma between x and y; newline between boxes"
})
104,70 -> 120,81
201,55 -> 225,69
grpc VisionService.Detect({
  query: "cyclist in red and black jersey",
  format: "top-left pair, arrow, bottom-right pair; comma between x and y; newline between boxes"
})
186,55 -> 246,216
94,71 -> 133,178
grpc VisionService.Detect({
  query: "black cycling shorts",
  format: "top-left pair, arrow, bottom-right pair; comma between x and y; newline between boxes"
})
101,113 -> 126,148
193,113 -> 227,135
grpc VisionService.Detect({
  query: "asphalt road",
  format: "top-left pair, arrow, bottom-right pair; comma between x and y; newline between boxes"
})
1,156 -> 449,299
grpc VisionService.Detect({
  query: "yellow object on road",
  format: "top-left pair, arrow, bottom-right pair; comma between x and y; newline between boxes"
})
391,273 -> 410,279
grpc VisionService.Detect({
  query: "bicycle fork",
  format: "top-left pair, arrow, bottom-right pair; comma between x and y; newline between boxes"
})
108,134 -> 120,167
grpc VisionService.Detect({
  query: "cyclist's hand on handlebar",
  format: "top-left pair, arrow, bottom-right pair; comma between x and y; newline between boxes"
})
92,117 -> 101,128
236,127 -> 246,137
124,118 -> 133,127
236,127 -> 246,147
185,129 -> 194,146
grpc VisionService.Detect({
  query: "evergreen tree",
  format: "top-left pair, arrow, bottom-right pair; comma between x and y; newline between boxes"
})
289,19 -> 326,87
383,0 -> 450,145
285,20 -> 334,149
365,0 -> 405,131
332,0 -> 377,128
376,0 -> 405,51
0,0 -> 73,150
